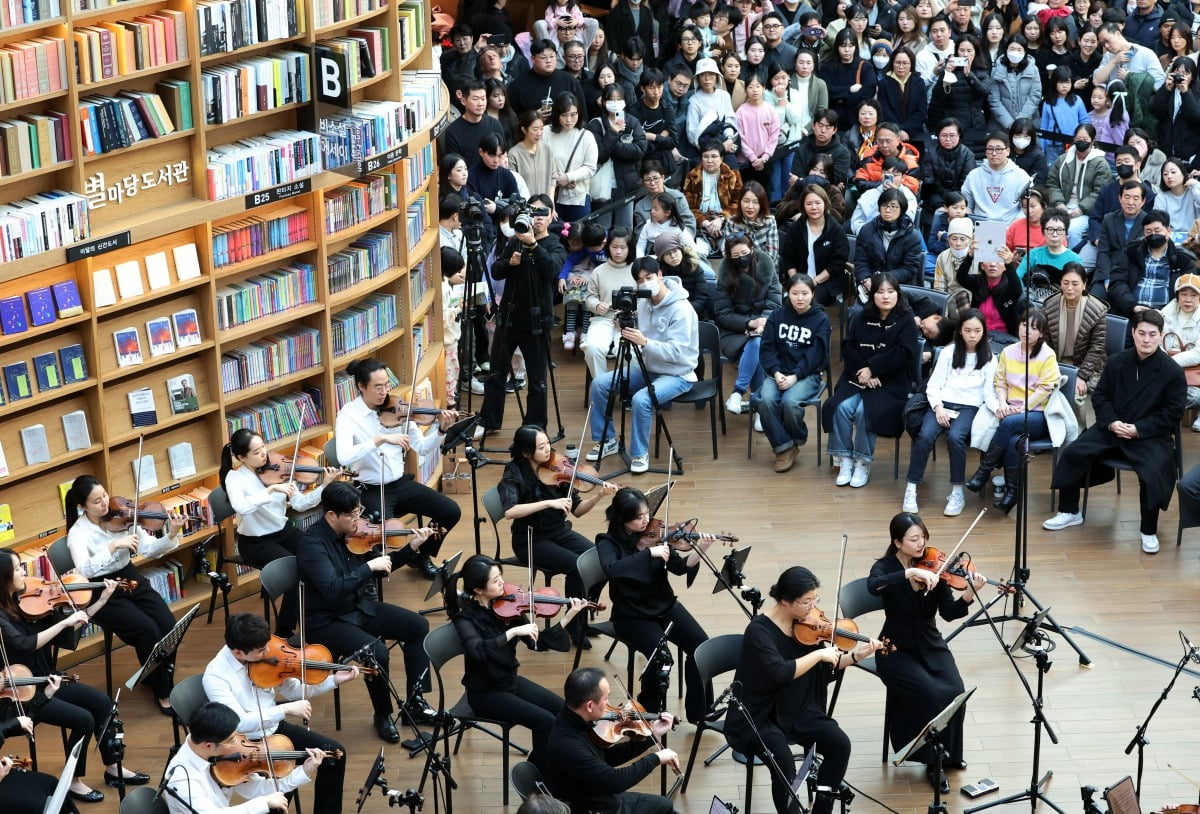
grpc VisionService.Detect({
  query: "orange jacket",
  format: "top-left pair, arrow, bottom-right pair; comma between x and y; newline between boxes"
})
855,142 -> 922,195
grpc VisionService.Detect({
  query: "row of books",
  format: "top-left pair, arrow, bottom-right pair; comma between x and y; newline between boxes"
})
312,0 -> 384,31
205,128 -> 322,201
112,309 -> 203,367
142,559 -> 190,604
0,110 -> 72,178
0,280 -> 83,336
332,365 -> 397,409
1,344 -> 87,405
318,99 -> 408,169
328,229 -> 394,295
212,204 -> 310,269
396,1 -> 425,62
127,440 -> 199,485
405,191 -> 428,249
1,0 -> 61,28
330,293 -> 396,358
201,49 -> 311,126
0,190 -> 90,263
0,36 -> 68,105
215,261 -> 318,330
74,11 -> 189,86
219,326 -> 323,393
224,387 -> 323,443
314,28 -> 387,88
399,71 -> 441,133
197,0 -> 305,58
93,243 -> 203,308
402,142 -> 433,195
79,90 -> 178,156
408,255 -> 430,304
323,169 -> 398,236
411,314 -> 429,357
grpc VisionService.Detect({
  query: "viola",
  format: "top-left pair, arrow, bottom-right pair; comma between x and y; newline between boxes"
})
344,519 -> 444,555
913,547 -> 1013,594
1161,807 -> 1200,814
19,575 -> 137,619
490,582 -> 605,622
536,450 -> 617,493
256,451 -> 354,491
792,607 -> 895,655
0,664 -> 80,703
208,733 -> 342,787
100,496 -> 171,533
635,519 -> 738,552
591,700 -> 679,746
376,394 -> 467,428
246,635 -> 379,689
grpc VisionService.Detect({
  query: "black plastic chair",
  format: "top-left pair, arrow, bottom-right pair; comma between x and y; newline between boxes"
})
48,537 -> 117,698
826,577 -> 894,763
1027,364 -> 1079,512
1105,314 -> 1128,358
424,623 -> 529,807
481,486 -> 555,586
746,361 -> 833,465
656,320 -> 725,459
168,674 -> 209,748
1080,427 -> 1184,519
510,760 -> 548,801
1176,469 -> 1200,546
120,786 -> 169,814
205,486 -> 258,625
572,548 -> 633,683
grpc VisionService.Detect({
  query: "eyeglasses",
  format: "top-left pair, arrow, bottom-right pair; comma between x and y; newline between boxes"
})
985,146 -> 1008,153
763,22 -> 783,28
341,508 -> 364,520
1044,226 -> 1066,234
798,595 -> 821,608
680,36 -> 700,42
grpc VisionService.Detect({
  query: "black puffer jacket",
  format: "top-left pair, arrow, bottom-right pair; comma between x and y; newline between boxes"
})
920,142 -> 976,210
853,214 -> 925,286
586,113 -> 649,199
928,67 -> 992,158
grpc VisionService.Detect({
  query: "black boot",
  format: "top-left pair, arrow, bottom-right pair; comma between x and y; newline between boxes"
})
966,443 -> 1002,493
995,467 -> 1021,515
811,788 -> 839,814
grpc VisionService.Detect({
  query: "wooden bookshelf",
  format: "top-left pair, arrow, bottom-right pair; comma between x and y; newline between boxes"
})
0,0 -> 445,665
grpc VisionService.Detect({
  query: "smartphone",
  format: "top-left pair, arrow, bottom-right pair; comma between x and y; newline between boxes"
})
962,779 -> 999,798
944,409 -> 960,419
951,57 -> 968,68
883,173 -> 895,185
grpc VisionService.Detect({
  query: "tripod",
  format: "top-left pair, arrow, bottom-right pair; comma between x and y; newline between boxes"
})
455,219 -> 496,416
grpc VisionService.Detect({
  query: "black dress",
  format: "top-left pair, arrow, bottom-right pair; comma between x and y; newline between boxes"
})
867,555 -> 969,765
723,615 -> 851,814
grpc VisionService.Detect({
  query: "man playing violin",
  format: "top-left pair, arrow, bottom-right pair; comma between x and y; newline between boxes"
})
203,614 -> 355,814
296,482 -> 439,743
334,356 -> 463,580
546,667 -> 680,814
163,701 -> 323,814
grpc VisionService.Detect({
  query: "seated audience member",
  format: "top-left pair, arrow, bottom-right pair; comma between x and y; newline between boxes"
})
583,227 -> 634,379
1084,147 -> 1155,254
927,192 -> 969,268
1010,210 -> 1084,304
1043,309 -> 1186,554
724,181 -> 779,259
1108,210 -> 1194,318
778,185 -> 851,307
1042,263 -> 1109,404
1154,158 -> 1200,246
1009,117 -> 1049,186
962,132 -> 1032,222
854,188 -> 925,288
854,122 -> 921,195
683,140 -> 743,257
778,155 -> 848,223
793,108 -> 855,190
1093,180 -> 1148,299
1160,273 -> 1200,431
920,118 -> 977,213
850,158 -> 920,233
1005,188 -> 1047,254
655,232 -> 713,318
1045,124 -> 1114,251
715,235 -> 783,415
956,259 -> 1023,344
933,218 -> 978,294
634,161 -> 697,239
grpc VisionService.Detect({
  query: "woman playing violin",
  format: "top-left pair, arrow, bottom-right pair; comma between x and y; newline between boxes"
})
498,426 -> 616,646
219,430 -> 342,637
64,475 -> 185,713
724,566 -> 884,814
446,555 -> 587,773
0,708 -> 80,814
867,512 -> 986,794
0,551 -> 153,801
596,487 -> 712,723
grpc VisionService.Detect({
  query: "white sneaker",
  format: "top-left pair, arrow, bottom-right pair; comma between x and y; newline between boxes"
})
470,424 -> 486,441
579,335 -> 589,349
902,487 -> 919,514
754,414 -> 763,432
1192,415 -> 1200,432
1042,511 -> 1083,531
850,462 -> 871,488
630,454 -> 650,473
944,492 -> 966,517
469,379 -> 486,395
835,458 -> 854,486
586,439 -> 618,461
1141,533 -> 1160,554
725,392 -> 745,414
562,331 -> 576,350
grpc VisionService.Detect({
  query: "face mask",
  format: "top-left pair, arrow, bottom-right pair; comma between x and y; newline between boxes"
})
500,224 -> 515,237
951,247 -> 968,259
1146,232 -> 1168,249
1012,136 -> 1032,150
1116,163 -> 1135,179
1074,139 -> 1091,152
733,254 -> 752,269
873,55 -> 890,68
639,278 -> 660,296
1007,50 -> 1025,64
606,100 -> 626,113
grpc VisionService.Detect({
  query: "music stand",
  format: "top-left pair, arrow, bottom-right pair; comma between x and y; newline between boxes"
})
424,551 -> 463,602
125,604 -> 200,691
440,415 -> 481,454
356,748 -> 388,814
1008,607 -> 1051,656
1104,776 -> 1141,814
44,740 -> 83,814
712,547 -> 750,594
892,687 -> 977,814
643,482 -> 673,519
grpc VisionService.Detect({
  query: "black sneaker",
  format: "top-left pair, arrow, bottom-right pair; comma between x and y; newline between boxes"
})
505,377 -> 525,392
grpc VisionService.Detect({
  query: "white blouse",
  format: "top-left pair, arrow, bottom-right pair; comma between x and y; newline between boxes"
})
66,515 -> 178,578
224,465 -> 325,538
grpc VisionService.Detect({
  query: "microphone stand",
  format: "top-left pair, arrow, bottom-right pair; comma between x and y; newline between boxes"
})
1123,631 -> 1200,799
157,766 -> 202,814
725,687 -> 809,814
97,690 -> 127,801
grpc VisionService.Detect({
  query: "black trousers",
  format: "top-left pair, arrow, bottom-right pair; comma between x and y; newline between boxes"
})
511,527 -> 593,642
237,526 -> 304,634
360,474 -> 461,550
276,720 -> 346,814
612,604 -> 710,724
90,564 -> 176,699
35,682 -> 117,776
306,604 -> 429,717
481,323 -> 549,430
616,791 -> 677,814
466,677 -> 562,773
753,717 -> 851,814
1058,483 -> 1159,534
2,768 -> 78,814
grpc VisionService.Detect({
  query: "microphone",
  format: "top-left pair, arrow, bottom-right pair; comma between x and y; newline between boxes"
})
704,681 -> 741,721
154,765 -> 180,806
1181,630 -> 1200,664
1017,172 -> 1039,203
1193,686 -> 1200,703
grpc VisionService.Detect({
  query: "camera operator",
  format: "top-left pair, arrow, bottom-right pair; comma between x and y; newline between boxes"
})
478,194 -> 564,436
586,257 -> 699,474
468,133 -> 522,251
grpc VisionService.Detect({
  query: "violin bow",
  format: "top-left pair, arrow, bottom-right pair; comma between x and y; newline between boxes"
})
298,581 -> 310,729
829,533 -> 848,673
402,349 -> 421,430
565,405 -> 592,497
286,400 -> 306,490
248,669 -> 282,794
131,434 -> 144,534
924,509 -> 988,596
526,528 -> 535,625
0,618 -> 31,742
660,449 -> 674,569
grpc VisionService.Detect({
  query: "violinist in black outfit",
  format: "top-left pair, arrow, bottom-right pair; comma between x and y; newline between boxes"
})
0,710 -> 79,814
867,512 -> 986,793
724,566 -> 882,814
446,554 -> 587,772
595,487 -> 712,723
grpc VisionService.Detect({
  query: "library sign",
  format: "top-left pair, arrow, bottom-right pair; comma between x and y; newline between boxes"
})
83,161 -> 191,210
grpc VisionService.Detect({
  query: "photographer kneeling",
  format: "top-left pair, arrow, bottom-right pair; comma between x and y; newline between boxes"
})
586,257 -> 700,474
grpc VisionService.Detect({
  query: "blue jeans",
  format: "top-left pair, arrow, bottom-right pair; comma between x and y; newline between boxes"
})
828,392 -> 877,463
733,336 -> 764,394
755,373 -> 823,452
556,201 -> 590,223
769,154 -> 794,202
993,410 -> 1049,467
906,403 -> 978,485
590,365 -> 693,458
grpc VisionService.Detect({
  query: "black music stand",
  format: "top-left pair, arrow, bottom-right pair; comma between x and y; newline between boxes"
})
424,551 -> 463,603
44,740 -> 83,814
892,687 -> 976,814
125,603 -> 200,692
355,748 -> 389,814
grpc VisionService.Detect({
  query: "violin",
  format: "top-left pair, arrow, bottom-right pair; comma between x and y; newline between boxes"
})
208,733 -> 342,787
792,607 -> 895,655
376,394 -> 467,428
536,451 -> 619,493
591,699 -> 679,747
1,755 -> 34,770
635,519 -> 738,552
256,451 -> 354,491
246,635 -> 379,689
913,547 -> 1013,594
0,664 -> 80,702
490,583 -> 605,622
100,496 -> 172,533
344,519 -> 444,555
1161,807 -> 1200,814
19,575 -> 137,619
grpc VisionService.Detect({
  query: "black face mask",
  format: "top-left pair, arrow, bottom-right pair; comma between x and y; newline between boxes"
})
1116,164 -> 1135,179
1146,232 -> 1169,249
1074,140 -> 1092,152
732,254 -> 752,269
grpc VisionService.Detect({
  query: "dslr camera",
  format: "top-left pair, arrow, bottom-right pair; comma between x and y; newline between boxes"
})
493,194 -> 532,233
458,197 -> 486,225
611,286 -> 652,329
1172,72 -> 1185,84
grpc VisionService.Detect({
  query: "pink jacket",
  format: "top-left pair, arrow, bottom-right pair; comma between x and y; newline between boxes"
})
736,102 -> 780,165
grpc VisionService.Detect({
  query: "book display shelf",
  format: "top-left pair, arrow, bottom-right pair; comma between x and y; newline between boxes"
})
0,0 -> 447,664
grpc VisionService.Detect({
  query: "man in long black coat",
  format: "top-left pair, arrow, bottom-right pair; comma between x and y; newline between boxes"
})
1042,309 -> 1186,554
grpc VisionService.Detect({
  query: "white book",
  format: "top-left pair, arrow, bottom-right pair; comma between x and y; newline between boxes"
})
127,387 -> 158,427
61,410 -> 91,451
93,268 -> 117,308
114,260 -> 145,299
19,424 -> 50,466
0,439 -> 8,477
167,442 -> 196,479
132,453 -> 159,491
144,251 -> 171,290
173,243 -> 202,281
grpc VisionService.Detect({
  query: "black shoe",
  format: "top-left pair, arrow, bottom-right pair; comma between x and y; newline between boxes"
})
158,703 -> 175,717
69,790 -> 105,803
995,467 -> 1021,515
403,692 -> 437,723
105,771 -> 150,787
505,377 -> 525,392
409,554 -> 438,580
926,765 -> 951,794
374,714 -> 401,743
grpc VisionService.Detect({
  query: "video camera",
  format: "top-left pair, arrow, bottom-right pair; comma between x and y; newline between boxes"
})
611,286 -> 651,328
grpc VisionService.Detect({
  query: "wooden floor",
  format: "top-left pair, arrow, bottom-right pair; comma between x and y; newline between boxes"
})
50,333 -> 1200,814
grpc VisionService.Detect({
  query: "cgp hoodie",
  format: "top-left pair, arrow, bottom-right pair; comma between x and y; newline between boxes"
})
759,302 -> 831,379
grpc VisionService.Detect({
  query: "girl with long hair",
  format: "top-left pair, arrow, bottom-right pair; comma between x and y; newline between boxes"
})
715,234 -> 782,416
725,181 -> 779,259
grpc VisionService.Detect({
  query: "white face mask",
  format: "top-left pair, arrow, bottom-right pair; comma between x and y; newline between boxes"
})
1012,136 -> 1032,150
500,224 -> 516,237
951,247 -> 968,259
1007,49 -> 1024,63
873,55 -> 890,68
639,278 -> 661,297
605,100 -> 626,113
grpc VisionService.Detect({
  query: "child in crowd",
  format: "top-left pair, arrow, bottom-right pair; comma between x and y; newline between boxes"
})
926,192 -> 969,281
1088,81 -> 1129,162
583,227 -> 634,379
442,247 -> 467,408
636,193 -> 695,257
1039,66 -> 1089,163
560,222 -> 607,350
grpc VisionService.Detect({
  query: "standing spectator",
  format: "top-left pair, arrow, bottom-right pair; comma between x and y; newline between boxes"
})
1089,81 -> 1130,156
822,30 -> 878,133
1150,57 -> 1200,165
604,0 -> 656,67
878,48 -> 929,148
988,35 -> 1042,130
441,79 -> 507,162
1125,0 -> 1164,49
545,92 -> 598,223
509,110 -> 561,202
736,75 -> 782,191
685,58 -> 737,153
629,69 -> 680,177
508,39 -> 589,118
916,16 -> 958,89
1040,66 -> 1091,163
928,35 -> 993,158
587,84 -> 648,230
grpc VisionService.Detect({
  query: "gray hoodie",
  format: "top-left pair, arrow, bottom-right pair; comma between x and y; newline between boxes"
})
961,158 -> 1031,222
637,276 -> 699,381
